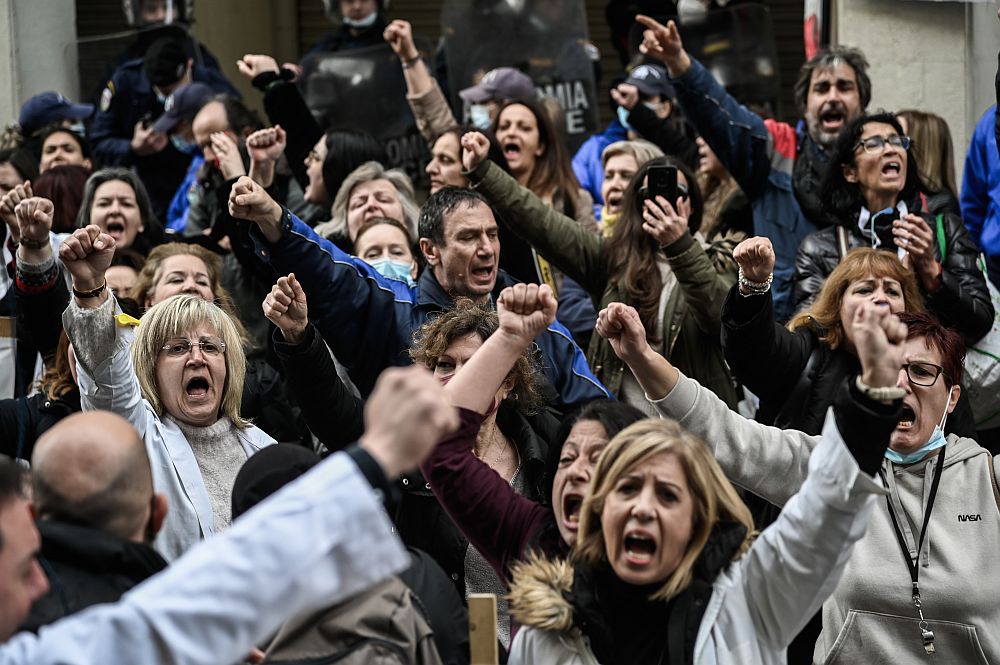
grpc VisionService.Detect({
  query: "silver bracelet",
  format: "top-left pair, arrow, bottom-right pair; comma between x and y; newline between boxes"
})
737,267 -> 772,297
855,375 -> 906,403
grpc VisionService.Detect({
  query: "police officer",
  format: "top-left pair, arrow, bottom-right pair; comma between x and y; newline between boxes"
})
89,35 -> 237,222
305,0 -> 390,58
95,1 -> 228,97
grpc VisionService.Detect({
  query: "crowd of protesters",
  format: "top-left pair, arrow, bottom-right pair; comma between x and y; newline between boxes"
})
0,0 -> 999,663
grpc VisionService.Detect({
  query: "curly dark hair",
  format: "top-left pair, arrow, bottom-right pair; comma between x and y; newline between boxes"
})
408,299 -> 543,414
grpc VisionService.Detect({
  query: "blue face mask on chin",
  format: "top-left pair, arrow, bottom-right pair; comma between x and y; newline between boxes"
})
469,104 -> 492,131
616,106 -> 633,132
369,257 -> 416,286
884,386 -> 954,465
170,134 -> 200,156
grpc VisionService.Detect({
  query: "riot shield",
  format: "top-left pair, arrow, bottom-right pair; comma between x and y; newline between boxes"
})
300,43 -> 430,188
628,5 -> 782,116
441,0 -> 599,153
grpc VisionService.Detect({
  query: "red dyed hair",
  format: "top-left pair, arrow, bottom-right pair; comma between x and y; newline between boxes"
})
33,164 -> 91,233
897,311 -> 965,386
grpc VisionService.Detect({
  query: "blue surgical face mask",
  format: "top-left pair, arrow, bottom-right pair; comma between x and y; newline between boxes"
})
170,134 -> 200,155
370,257 -> 416,286
155,90 -> 168,105
616,106 -> 633,132
470,104 -> 492,131
884,386 -> 954,465
343,10 -> 378,28
68,121 -> 86,137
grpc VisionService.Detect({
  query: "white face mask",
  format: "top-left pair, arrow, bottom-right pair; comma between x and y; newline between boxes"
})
343,10 -> 377,28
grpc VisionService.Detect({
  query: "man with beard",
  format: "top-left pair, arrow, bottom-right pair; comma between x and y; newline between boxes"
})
635,16 -> 871,321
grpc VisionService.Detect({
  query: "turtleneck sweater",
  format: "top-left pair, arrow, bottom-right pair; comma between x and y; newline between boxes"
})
172,416 -> 247,532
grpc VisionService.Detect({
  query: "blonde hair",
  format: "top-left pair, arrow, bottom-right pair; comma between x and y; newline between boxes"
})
574,419 -> 755,601
789,247 -> 925,349
896,109 -> 958,198
131,295 -> 249,429
316,161 -> 419,241
601,139 -> 664,170
131,243 -> 250,347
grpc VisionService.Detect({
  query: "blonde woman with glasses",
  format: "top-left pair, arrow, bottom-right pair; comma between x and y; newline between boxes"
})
60,224 -> 274,562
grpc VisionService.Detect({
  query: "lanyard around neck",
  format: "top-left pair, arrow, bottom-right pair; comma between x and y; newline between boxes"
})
877,445 -> 946,654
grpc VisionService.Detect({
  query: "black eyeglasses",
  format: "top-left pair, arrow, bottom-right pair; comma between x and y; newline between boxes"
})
902,361 -> 946,387
854,134 -> 912,154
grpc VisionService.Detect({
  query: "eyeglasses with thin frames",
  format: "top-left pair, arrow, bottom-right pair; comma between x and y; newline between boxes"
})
160,337 -> 227,358
854,134 -> 911,154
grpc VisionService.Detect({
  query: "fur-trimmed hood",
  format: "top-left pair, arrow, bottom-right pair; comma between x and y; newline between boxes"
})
508,555 -> 576,633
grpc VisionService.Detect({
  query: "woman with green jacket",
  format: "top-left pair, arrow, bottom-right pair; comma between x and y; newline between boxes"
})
461,132 -> 740,412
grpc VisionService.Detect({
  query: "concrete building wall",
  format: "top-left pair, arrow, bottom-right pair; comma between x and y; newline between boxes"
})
192,0 -> 298,114
834,0 -> 999,184
0,0 -> 79,126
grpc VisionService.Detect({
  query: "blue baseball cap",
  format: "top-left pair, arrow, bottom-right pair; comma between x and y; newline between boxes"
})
19,92 -> 93,137
152,82 -> 215,133
625,65 -> 675,100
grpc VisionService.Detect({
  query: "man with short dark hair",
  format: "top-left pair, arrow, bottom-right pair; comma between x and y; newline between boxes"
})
21,411 -> 168,632
636,16 -> 871,320
229,179 -> 609,409
0,462 -> 47,641
89,35 -> 238,220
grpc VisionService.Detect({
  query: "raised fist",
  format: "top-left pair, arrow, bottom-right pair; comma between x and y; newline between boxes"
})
497,283 -> 557,345
59,225 -> 117,294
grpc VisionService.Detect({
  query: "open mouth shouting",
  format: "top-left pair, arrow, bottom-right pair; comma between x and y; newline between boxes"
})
819,104 -> 847,133
104,219 -> 127,241
562,491 -> 584,532
606,191 -> 624,213
469,263 -> 495,285
881,160 -> 902,178
185,376 -> 212,403
623,528 -> 658,567
502,142 -> 522,164
896,403 -> 916,431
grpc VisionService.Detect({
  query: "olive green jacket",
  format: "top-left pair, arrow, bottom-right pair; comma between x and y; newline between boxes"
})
468,160 -> 738,405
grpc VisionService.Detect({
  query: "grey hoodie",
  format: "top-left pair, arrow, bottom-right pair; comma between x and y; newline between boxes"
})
651,373 -> 1000,665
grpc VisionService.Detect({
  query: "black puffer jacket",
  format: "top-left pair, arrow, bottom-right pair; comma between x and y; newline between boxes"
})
793,209 -> 994,342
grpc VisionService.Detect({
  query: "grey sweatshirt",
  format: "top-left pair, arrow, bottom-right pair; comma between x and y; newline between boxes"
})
650,372 -> 1000,665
